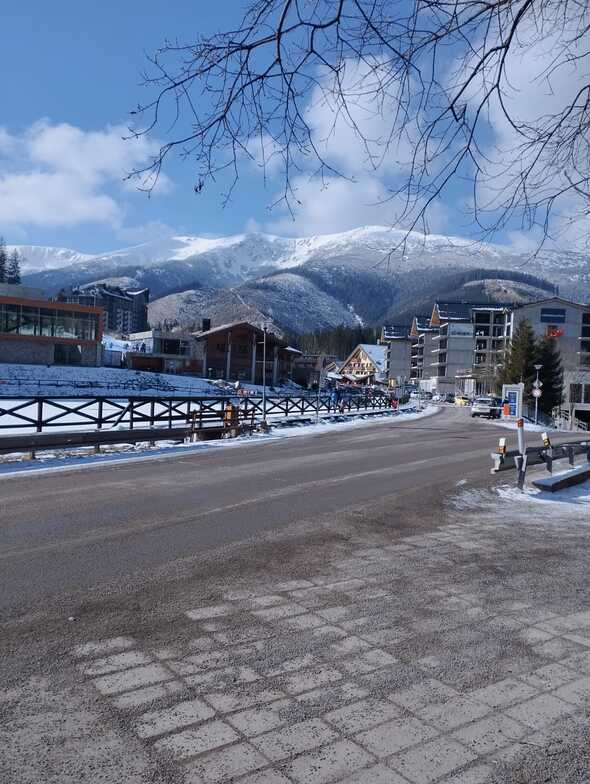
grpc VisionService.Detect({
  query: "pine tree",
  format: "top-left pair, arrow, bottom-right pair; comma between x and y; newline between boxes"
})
0,237 -> 7,283
536,336 -> 563,414
498,319 -> 538,401
6,249 -> 21,284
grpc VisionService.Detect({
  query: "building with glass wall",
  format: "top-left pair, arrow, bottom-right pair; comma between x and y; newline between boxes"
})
0,287 -> 103,366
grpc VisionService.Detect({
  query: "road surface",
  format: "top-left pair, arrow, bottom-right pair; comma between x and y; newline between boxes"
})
1,407 -> 513,614
4,407 -> 590,784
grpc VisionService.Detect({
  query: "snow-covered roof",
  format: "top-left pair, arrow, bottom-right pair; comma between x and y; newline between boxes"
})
358,344 -> 388,372
381,325 -> 410,340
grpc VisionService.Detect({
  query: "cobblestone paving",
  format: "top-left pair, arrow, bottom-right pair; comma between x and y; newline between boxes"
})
72,514 -> 590,783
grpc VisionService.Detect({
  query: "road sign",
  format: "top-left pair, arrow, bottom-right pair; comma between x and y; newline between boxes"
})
533,379 -> 543,389
532,388 -> 542,398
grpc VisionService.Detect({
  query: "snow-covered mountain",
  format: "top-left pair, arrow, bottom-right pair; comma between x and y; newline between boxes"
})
15,225 -> 590,333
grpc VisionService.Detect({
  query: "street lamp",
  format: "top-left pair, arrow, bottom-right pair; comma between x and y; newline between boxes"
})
533,363 -> 543,425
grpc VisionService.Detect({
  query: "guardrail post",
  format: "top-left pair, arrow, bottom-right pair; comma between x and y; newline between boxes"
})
36,399 -> 43,433
515,453 -> 528,490
567,444 -> 575,467
129,400 -> 134,430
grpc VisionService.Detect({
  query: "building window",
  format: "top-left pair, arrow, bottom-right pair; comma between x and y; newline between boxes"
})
474,326 -> 490,336
583,313 -> 590,324
585,385 -> 590,404
571,383 -> 583,404
540,307 -> 566,323
581,340 -> 590,354
474,313 -> 490,324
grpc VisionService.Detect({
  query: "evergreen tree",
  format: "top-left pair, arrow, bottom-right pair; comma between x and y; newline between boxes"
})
6,249 -> 21,284
536,336 -> 563,414
0,237 -> 7,283
497,319 -> 538,401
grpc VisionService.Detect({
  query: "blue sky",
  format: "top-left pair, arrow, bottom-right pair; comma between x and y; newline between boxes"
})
1,2 -> 567,253
0,1 -> 288,251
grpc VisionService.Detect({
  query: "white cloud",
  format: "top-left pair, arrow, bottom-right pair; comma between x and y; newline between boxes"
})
265,174 -> 448,236
117,220 -> 176,243
0,120 -> 169,233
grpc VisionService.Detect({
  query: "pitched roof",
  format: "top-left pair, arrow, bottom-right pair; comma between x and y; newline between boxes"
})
381,324 -> 410,340
511,296 -> 590,311
358,344 -> 388,372
433,302 -> 473,321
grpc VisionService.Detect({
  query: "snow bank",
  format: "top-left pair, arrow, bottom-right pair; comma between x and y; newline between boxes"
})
0,363 -> 303,398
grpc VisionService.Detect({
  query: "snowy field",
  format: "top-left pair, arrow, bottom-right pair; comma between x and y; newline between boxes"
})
0,405 -> 439,478
0,362 -> 302,398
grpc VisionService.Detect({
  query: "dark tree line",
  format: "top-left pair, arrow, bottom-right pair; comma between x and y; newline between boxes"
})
289,324 -> 381,358
0,238 -> 22,285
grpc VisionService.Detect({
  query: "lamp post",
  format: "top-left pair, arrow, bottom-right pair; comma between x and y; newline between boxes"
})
533,363 -> 543,425
262,324 -> 268,426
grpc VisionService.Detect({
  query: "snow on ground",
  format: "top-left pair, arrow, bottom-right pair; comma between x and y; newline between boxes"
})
0,362 -> 304,398
451,475 -> 590,525
0,405 -> 439,478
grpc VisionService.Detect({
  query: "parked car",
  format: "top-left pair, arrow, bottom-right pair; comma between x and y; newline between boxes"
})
444,393 -> 456,403
455,395 -> 471,407
471,396 -> 502,418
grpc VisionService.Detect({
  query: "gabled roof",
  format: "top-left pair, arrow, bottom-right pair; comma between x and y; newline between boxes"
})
193,320 -> 286,346
511,296 -> 590,312
410,315 -> 439,336
381,324 -> 410,340
432,302 -> 473,323
358,344 -> 388,372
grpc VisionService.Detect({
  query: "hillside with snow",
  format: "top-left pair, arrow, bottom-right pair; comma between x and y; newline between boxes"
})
14,225 -> 589,333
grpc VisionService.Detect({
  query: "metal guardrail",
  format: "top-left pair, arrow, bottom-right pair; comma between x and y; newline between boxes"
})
0,392 -> 395,435
491,436 -> 590,489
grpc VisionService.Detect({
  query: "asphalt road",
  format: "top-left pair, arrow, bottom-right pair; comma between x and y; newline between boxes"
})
0,407 -> 521,615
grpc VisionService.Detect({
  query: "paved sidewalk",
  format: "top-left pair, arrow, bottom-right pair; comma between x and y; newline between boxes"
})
72,496 -> 590,784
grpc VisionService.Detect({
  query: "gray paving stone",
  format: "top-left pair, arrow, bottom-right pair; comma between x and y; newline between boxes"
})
452,714 -> 529,755
247,595 -> 288,608
560,650 -> 590,674
80,650 -> 153,677
330,636 -> 372,657
532,637 -> 586,660
417,696 -> 490,730
252,603 -> 307,621
338,763 -> 409,783
324,698 -> 401,734
168,650 -> 232,676
389,679 -> 459,711
389,736 -> 478,784
205,685 -> 287,714
282,614 -> 326,630
186,604 -> 234,621
263,654 -> 315,678
467,678 -> 538,709
273,580 -> 315,592
282,665 -> 343,695
184,665 -> 260,690
135,697 -> 216,738
72,636 -> 136,659
184,742 -> 267,784
112,680 -> 185,711
360,628 -> 409,647
250,718 -> 338,761
355,716 -> 438,757
316,606 -> 350,622
238,770 -> 293,784
226,698 -> 297,736
154,719 -> 239,760
504,693 -> 575,729
295,681 -> 369,713
519,663 -> 579,691
92,663 -> 174,696
439,763 -> 495,783
554,676 -> 590,707
282,739 -> 374,784
341,649 -> 397,675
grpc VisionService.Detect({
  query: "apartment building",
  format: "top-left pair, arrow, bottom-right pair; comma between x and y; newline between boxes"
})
380,325 -> 414,386
510,297 -> 590,422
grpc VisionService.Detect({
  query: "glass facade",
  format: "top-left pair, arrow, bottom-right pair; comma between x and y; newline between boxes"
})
0,302 -> 99,342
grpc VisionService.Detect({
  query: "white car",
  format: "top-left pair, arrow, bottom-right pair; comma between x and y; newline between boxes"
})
471,396 -> 501,419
